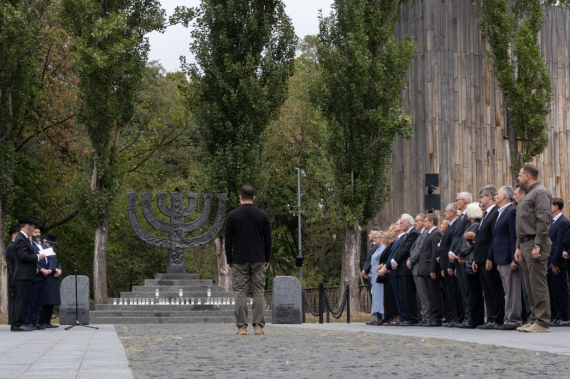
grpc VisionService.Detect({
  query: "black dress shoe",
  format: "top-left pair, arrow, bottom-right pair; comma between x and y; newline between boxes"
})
476,322 -> 496,330
399,320 -> 414,326
41,324 -> 59,329
34,324 -> 46,330
12,325 -> 34,332
427,320 -> 442,327
550,319 -> 562,327
457,322 -> 476,329
494,323 -> 517,330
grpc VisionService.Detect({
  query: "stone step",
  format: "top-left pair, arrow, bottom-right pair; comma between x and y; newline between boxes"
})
144,279 -> 214,286
119,292 -> 234,298
89,316 -> 270,324
155,274 -> 199,280
90,310 -> 234,318
99,303 -> 240,309
132,285 -> 225,292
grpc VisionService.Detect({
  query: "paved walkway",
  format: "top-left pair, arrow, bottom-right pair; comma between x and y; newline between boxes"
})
0,325 -> 132,379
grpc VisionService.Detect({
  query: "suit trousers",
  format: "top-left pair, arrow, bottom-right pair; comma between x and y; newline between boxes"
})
466,272 -> 485,326
455,263 -> 472,323
421,276 -> 442,322
8,282 -> 14,327
13,280 -> 34,327
25,279 -> 47,325
40,305 -> 55,325
398,274 -> 418,322
520,240 -> 551,328
547,266 -> 570,321
233,262 -> 266,328
414,274 -> 430,321
497,264 -> 523,326
443,270 -> 464,322
390,275 -> 404,319
480,263 -> 505,324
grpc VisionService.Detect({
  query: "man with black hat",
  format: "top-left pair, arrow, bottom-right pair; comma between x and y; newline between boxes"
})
12,216 -> 46,332
25,226 -> 51,329
39,232 -> 62,328
5,224 -> 21,329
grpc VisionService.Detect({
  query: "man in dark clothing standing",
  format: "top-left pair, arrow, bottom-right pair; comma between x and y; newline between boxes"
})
225,185 -> 272,336
12,216 -> 46,332
5,224 -> 21,329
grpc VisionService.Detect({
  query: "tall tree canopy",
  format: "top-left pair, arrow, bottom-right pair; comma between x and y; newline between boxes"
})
61,0 -> 165,303
473,0 -> 552,180
186,0 -> 297,289
313,0 -> 416,310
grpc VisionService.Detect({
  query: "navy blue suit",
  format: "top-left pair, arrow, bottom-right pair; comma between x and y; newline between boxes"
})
548,214 -> 570,322
388,236 -> 404,318
491,204 -> 517,265
439,220 -> 463,323
25,241 -> 49,326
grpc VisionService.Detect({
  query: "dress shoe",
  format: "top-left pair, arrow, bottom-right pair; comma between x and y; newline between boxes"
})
375,319 -> 385,326
525,323 -> 550,333
550,319 -> 562,327
399,320 -> 414,326
44,324 -> 59,329
33,324 -> 46,330
365,320 -> 374,325
12,325 -> 34,332
236,325 -> 247,335
476,322 -> 496,330
457,322 -> 476,329
426,320 -> 442,327
254,324 -> 264,335
560,320 -> 570,326
494,323 -> 517,330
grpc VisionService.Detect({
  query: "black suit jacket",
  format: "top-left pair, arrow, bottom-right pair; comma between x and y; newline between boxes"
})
439,220 -> 456,271
418,228 -> 443,277
549,214 -> 570,267
362,243 -> 378,275
5,241 -> 16,287
490,204 -> 517,266
14,232 -> 39,281
393,228 -> 419,275
473,205 -> 499,264
449,213 -> 472,264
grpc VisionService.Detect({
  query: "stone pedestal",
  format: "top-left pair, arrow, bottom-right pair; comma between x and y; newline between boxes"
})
272,276 -> 302,324
59,275 -> 90,325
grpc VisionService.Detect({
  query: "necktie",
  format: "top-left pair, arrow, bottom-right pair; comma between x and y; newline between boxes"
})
478,211 -> 487,230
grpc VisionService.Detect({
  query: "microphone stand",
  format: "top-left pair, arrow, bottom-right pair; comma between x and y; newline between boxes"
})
54,247 -> 98,331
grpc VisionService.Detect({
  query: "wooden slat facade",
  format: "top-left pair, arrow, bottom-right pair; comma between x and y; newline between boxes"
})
373,1 -> 570,228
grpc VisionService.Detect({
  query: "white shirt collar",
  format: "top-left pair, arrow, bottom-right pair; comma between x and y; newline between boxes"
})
20,231 -> 29,239
553,213 -> 562,222
428,226 -> 437,234
485,204 -> 497,213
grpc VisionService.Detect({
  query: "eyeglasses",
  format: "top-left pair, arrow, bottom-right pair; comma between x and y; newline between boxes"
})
455,198 -> 464,202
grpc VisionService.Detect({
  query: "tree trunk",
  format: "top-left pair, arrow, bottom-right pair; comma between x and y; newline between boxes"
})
506,104 -> 519,187
0,197 -> 7,315
341,223 -> 361,312
215,236 -> 233,291
93,214 -> 109,304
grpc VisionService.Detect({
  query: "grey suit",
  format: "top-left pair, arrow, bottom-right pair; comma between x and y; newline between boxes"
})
409,229 -> 428,321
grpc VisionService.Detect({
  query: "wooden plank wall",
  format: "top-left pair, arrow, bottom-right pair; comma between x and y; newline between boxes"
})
372,1 -> 570,229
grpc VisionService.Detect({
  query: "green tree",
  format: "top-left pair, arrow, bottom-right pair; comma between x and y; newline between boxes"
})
313,0 -> 416,310
473,0 -> 552,181
186,0 -> 297,289
61,0 -> 165,303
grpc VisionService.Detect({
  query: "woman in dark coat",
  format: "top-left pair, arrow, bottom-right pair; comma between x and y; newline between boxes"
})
39,232 -> 62,328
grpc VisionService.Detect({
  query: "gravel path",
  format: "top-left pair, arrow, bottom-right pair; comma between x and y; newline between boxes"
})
116,324 -> 570,378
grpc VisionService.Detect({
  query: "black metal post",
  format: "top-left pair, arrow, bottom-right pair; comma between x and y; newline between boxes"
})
302,291 -> 306,323
346,284 -> 350,324
318,282 -> 324,324
326,303 -> 330,323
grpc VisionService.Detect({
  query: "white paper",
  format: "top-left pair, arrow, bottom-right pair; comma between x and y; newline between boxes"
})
42,248 -> 56,256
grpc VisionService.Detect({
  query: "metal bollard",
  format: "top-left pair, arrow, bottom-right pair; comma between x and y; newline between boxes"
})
302,291 -> 306,323
318,282 -> 324,324
346,284 -> 350,324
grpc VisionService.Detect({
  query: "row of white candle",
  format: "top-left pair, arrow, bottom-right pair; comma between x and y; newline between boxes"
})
111,298 -> 249,306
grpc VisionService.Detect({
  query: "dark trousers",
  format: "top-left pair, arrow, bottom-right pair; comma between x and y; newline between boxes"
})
422,275 -> 443,322
443,269 -> 464,322
547,267 -> 570,321
399,274 -> 418,322
8,283 -> 14,326
13,280 -> 34,327
466,272 -> 485,326
25,279 -> 46,325
456,263 -> 472,323
40,305 -> 55,325
479,262 -> 505,324
390,275 -> 404,319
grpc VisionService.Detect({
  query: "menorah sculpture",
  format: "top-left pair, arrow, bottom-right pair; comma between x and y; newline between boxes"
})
127,192 -> 227,273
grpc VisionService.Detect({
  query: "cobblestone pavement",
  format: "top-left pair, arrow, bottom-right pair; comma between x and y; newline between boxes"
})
116,324 -> 570,378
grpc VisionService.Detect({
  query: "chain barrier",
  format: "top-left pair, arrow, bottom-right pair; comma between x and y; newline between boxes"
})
322,283 -> 350,319
302,290 -> 320,317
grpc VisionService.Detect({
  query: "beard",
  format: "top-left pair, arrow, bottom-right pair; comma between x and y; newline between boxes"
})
33,236 -> 41,243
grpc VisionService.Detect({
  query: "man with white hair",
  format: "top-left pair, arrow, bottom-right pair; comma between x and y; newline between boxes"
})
392,213 -> 420,325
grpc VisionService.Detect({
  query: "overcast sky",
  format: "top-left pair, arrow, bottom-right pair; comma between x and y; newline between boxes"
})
148,0 -> 334,72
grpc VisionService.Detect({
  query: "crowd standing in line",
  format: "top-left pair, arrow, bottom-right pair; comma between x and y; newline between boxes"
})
362,164 -> 563,332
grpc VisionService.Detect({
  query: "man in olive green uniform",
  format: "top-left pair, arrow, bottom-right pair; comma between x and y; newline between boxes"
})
514,164 -> 552,333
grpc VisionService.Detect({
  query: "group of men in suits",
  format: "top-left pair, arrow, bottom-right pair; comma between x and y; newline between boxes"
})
366,164 -> 562,332
6,216 -> 62,332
